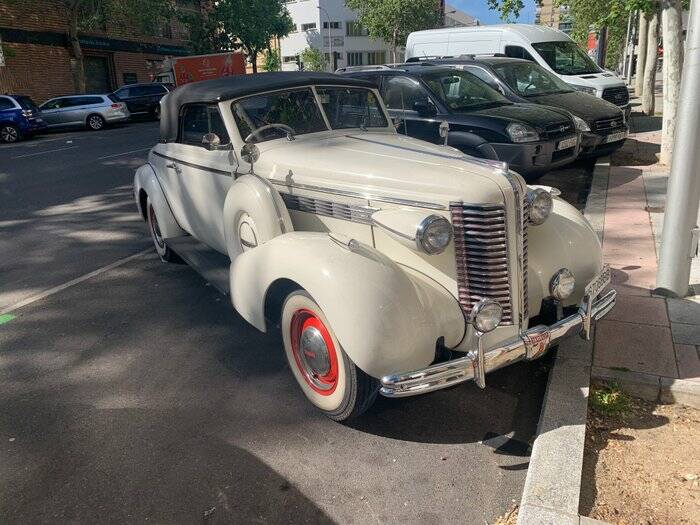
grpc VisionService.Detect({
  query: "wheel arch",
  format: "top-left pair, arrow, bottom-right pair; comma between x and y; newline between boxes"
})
133,163 -> 185,239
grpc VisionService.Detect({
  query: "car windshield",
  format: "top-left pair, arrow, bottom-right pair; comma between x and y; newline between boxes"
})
531,41 -> 601,75
422,70 -> 511,111
492,61 -> 575,97
316,87 -> 387,129
232,86 -> 387,142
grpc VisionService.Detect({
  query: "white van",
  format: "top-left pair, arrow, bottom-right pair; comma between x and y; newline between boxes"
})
405,24 -> 630,113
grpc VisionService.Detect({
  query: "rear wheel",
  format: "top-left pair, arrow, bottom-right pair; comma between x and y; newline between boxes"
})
281,291 -> 379,421
147,199 -> 176,262
0,124 -> 20,143
87,114 -> 104,131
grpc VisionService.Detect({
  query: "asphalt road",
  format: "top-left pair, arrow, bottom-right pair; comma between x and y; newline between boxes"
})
0,123 -> 587,524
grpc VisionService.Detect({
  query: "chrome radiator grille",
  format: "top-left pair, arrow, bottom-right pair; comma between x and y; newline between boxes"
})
450,204 -> 513,324
450,199 -> 530,325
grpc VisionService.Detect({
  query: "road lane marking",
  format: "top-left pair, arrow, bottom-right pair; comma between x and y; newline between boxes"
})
0,248 -> 152,316
11,145 -> 78,159
0,314 -> 15,325
97,147 -> 151,160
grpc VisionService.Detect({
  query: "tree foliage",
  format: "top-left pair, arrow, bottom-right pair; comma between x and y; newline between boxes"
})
300,47 -> 327,71
214,0 -> 294,73
263,48 -> 282,72
344,0 -> 441,61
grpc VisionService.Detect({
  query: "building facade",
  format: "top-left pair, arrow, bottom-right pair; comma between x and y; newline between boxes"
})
443,3 -> 479,27
534,1 -> 572,33
0,0 -> 200,103
279,0 -> 394,71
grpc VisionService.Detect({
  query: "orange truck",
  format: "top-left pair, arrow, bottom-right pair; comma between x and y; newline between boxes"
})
153,52 -> 247,86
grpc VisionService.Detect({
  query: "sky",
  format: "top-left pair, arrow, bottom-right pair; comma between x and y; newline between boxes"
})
449,0 -> 537,25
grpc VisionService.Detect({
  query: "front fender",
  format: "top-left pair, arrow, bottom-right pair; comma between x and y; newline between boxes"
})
230,232 -> 465,378
133,163 -> 184,239
527,198 -> 603,313
448,131 -> 499,160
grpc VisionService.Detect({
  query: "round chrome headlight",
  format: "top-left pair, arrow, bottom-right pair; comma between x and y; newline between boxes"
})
550,268 -> 576,300
417,215 -> 452,254
470,299 -> 503,333
527,188 -> 553,225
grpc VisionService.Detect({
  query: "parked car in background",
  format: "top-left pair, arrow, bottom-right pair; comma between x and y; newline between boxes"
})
404,24 -> 631,117
39,94 -> 130,131
408,56 -> 628,158
134,72 -> 616,420
0,94 -> 47,143
339,63 -> 583,178
112,82 -> 172,119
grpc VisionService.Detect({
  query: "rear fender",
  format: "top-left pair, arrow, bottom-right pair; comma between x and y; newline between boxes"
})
230,232 -> 465,378
133,163 -> 185,239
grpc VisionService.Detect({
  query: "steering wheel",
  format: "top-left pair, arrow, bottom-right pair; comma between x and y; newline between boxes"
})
245,123 -> 296,143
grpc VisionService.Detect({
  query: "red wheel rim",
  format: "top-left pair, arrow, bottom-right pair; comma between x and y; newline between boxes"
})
289,308 -> 339,396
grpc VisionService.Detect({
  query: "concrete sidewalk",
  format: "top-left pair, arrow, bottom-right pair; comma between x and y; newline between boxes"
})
590,119 -> 700,408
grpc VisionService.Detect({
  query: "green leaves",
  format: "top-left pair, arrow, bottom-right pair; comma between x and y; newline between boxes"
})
300,48 -> 327,71
485,0 -> 525,22
344,0 -> 440,54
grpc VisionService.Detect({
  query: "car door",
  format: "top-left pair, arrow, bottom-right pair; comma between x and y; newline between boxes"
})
39,97 -> 69,126
57,97 -> 88,126
380,76 -> 441,144
114,86 -> 135,113
155,103 -> 236,253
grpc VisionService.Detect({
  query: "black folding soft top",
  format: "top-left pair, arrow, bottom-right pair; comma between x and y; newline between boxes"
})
159,71 -> 376,143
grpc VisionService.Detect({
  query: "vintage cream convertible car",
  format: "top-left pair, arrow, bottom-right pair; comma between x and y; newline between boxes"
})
134,72 -> 615,421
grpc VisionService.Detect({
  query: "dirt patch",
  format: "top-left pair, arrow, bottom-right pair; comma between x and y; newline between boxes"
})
580,386 -> 700,524
492,504 -> 518,525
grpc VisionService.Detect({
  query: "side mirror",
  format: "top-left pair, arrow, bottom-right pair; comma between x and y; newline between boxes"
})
202,132 -> 223,151
240,143 -> 260,173
413,99 -> 437,117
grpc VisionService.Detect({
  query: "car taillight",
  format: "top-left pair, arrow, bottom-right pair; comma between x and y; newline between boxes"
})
111,103 -> 120,108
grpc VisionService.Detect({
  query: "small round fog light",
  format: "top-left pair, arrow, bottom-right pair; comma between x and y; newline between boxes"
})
550,268 -> 576,300
470,299 -> 503,333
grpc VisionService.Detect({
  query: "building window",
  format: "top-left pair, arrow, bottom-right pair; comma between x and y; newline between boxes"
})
346,51 -> 386,66
323,21 -> 341,29
301,22 -> 317,31
282,55 -> 297,63
346,21 -> 369,37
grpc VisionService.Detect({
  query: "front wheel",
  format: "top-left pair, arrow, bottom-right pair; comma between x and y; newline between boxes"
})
147,198 -> 177,262
281,291 -> 379,421
87,114 -> 105,131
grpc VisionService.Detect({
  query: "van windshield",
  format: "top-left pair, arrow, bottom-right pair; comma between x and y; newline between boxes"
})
531,41 -> 600,75
492,61 -> 575,97
423,70 -> 511,111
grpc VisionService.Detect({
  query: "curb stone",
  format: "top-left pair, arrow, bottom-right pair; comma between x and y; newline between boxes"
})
516,159 -> 613,525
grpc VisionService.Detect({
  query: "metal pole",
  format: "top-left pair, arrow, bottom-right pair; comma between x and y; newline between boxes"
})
655,0 -> 700,297
318,6 -> 333,72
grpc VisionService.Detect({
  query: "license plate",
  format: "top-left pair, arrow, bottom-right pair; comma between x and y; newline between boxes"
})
585,264 -> 612,299
557,136 -> 577,150
606,131 -> 627,143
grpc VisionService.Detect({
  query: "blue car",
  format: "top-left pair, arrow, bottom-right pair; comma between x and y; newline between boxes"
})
0,94 -> 48,143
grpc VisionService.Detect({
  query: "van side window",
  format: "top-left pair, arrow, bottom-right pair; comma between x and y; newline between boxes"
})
381,76 -> 426,110
179,104 -> 230,147
505,46 -> 535,62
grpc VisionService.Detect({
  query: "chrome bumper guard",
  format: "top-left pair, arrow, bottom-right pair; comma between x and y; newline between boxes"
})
380,265 -> 615,398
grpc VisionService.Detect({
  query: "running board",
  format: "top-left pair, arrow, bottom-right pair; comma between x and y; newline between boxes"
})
165,236 -> 230,295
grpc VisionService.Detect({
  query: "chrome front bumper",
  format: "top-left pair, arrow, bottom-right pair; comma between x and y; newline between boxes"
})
380,266 -> 616,398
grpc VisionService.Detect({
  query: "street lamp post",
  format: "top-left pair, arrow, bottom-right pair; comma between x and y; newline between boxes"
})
318,5 -> 333,72
655,0 -> 700,297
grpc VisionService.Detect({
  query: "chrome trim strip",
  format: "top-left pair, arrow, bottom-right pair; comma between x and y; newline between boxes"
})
281,192 -> 377,225
380,282 -> 617,398
152,151 -> 232,177
371,218 -> 416,241
268,178 -> 447,210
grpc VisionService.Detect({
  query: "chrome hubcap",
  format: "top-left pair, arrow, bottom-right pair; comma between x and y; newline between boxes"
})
299,326 -> 331,377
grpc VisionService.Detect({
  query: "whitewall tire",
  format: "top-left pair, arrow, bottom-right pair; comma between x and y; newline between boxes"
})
281,291 -> 378,421
147,198 -> 176,262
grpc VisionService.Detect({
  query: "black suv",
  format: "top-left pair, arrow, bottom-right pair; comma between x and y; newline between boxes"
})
408,56 -> 628,158
339,63 -> 582,178
112,82 -> 172,119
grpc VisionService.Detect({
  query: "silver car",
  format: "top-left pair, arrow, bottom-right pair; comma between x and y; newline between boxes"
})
39,94 -> 130,130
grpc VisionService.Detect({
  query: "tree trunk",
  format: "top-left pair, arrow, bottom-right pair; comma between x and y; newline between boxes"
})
660,0 -> 684,165
641,9 -> 659,115
391,27 -> 398,63
67,1 -> 86,94
635,12 -> 648,97
251,55 -> 258,73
